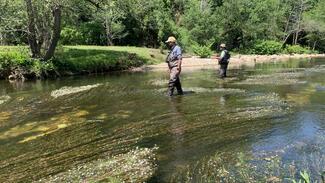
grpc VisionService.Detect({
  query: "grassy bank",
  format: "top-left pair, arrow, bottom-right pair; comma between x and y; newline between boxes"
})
0,46 -> 165,80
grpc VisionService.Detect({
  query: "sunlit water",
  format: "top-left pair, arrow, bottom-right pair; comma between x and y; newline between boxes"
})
0,58 -> 324,182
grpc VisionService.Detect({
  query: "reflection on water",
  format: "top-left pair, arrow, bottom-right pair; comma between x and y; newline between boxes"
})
0,58 -> 324,182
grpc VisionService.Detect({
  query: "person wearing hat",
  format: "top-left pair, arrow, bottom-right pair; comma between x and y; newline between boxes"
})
216,43 -> 230,78
165,36 -> 183,96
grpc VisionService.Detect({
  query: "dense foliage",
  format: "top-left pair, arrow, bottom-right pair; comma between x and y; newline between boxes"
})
0,0 -> 325,55
0,47 -> 56,79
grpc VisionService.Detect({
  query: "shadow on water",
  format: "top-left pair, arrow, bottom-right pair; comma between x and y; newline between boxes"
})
0,58 -> 325,182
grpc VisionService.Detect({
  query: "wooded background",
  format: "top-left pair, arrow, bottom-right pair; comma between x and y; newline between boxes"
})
1,0 -> 324,59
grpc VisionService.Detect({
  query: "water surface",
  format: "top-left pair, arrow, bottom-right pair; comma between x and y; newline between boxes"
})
0,58 -> 324,182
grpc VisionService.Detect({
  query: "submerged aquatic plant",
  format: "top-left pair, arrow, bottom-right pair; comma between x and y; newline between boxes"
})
50,84 -> 102,98
35,147 -> 158,183
0,109 -> 89,143
149,79 -> 169,86
0,111 -> 12,123
157,87 -> 246,94
0,95 -> 10,105
171,138 -> 325,183
234,72 -> 306,86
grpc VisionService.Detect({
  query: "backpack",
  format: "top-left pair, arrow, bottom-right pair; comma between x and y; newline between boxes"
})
224,50 -> 231,60
220,50 -> 231,64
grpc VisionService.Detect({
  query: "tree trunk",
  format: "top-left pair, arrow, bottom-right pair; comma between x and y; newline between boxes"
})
25,0 -> 41,58
43,5 -> 62,61
313,41 -> 317,50
283,10 -> 293,42
105,16 -> 113,46
294,0 -> 304,45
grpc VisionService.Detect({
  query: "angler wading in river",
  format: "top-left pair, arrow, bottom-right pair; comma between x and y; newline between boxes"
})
216,43 -> 231,78
165,36 -> 183,96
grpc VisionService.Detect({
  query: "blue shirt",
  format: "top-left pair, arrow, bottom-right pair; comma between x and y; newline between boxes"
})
166,45 -> 182,68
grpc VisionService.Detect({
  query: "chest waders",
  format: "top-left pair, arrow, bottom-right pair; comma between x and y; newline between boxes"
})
219,50 -> 230,78
166,46 -> 183,96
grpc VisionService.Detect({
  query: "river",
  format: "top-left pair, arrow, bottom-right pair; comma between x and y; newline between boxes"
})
0,58 -> 325,182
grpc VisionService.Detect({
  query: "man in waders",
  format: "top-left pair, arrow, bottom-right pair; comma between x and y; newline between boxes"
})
216,43 -> 230,78
165,36 -> 183,96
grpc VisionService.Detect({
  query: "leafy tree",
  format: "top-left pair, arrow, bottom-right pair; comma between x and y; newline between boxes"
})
183,0 -> 218,46
24,0 -> 65,60
0,0 -> 26,45
303,0 -> 325,51
1,0 -> 325,53
95,0 -> 127,46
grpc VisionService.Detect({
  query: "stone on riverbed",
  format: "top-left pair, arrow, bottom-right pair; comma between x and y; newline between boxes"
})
51,84 -> 102,98
35,147 -> 158,183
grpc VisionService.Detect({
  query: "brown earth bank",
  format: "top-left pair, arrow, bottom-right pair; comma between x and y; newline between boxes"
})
139,54 -> 325,72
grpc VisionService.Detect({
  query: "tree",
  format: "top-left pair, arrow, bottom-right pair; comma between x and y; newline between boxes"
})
282,0 -> 317,45
24,0 -> 69,60
95,0 -> 127,46
1,0 -> 324,53
0,0 -> 27,45
303,0 -> 325,51
183,0 -> 218,46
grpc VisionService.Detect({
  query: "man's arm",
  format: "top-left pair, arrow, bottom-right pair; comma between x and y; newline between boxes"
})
175,46 -> 182,72
177,59 -> 182,72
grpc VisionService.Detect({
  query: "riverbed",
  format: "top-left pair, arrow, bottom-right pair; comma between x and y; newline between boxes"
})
0,58 -> 324,182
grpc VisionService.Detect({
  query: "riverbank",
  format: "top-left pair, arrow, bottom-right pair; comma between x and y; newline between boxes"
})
144,53 -> 325,71
0,46 -> 165,80
1,45 -> 325,80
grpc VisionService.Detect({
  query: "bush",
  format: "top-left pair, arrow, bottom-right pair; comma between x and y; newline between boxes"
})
0,49 -> 56,79
192,45 -> 212,58
250,40 -> 283,55
60,27 -> 84,45
284,45 -> 316,54
54,47 -> 148,73
0,51 -> 28,70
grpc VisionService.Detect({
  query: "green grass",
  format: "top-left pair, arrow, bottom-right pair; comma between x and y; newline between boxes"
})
63,45 -> 165,64
0,45 -> 166,79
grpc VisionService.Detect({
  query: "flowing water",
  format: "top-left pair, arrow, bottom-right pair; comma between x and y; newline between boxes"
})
0,58 -> 325,182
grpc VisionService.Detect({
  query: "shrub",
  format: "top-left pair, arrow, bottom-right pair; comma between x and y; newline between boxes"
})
0,51 -> 28,70
192,45 -> 212,58
250,40 -> 283,55
0,50 -> 56,79
60,27 -> 84,45
284,45 -> 316,54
